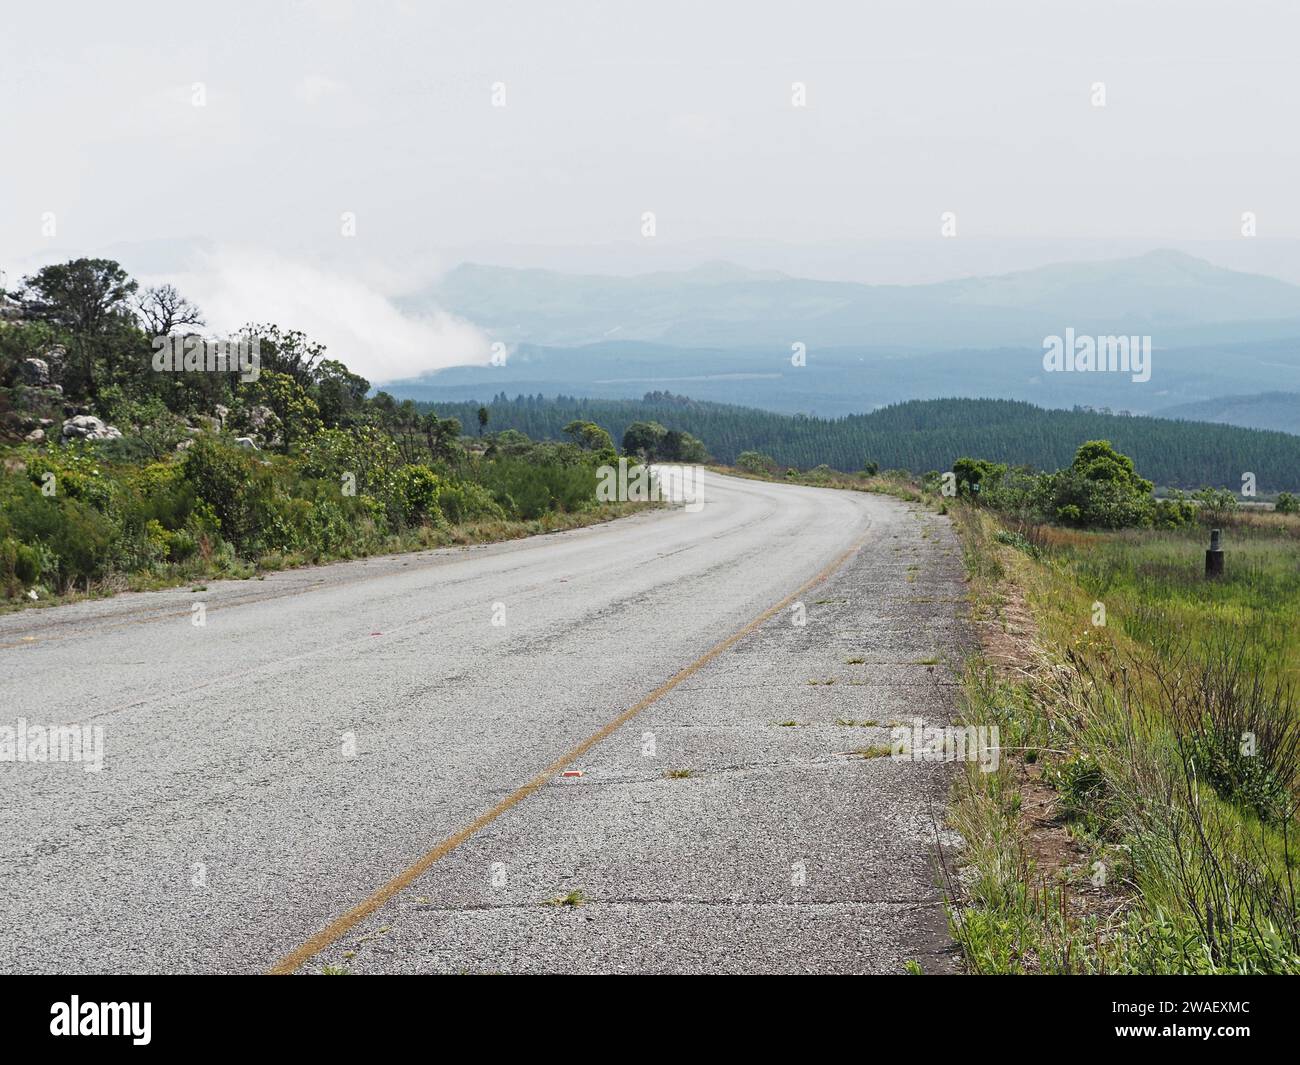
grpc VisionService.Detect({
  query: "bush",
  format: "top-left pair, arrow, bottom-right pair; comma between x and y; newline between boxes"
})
1192,486 -> 1239,521
436,480 -> 504,524
393,464 -> 446,524
0,537 -> 41,586
952,457 -> 1007,499
736,450 -> 778,475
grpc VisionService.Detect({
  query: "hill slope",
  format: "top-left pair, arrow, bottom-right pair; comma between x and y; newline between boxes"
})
427,394 -> 1300,492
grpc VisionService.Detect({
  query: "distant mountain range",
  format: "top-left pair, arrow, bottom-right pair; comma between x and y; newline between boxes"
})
394,251 -> 1300,428
408,250 -> 1300,350
1157,392 -> 1300,435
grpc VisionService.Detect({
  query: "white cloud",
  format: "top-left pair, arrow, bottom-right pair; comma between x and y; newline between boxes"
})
160,247 -> 490,384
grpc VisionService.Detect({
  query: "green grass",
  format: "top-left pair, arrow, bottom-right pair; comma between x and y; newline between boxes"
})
855,745 -> 892,760
544,890 -> 586,907
946,507 -> 1300,974
1043,518 -> 1300,687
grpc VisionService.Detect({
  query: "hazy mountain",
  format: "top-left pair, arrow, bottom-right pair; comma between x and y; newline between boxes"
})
1156,392 -> 1300,435
408,250 -> 1300,351
392,337 -> 1300,421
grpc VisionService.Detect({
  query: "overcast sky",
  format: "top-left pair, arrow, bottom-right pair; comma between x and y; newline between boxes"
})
3,0 -> 1297,377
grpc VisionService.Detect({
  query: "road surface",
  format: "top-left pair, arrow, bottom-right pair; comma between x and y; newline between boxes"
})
0,470 -> 971,974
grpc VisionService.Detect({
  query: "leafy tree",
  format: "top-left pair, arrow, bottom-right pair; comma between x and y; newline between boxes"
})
622,420 -> 667,459
563,419 -> 614,454
314,359 -> 370,428
660,428 -> 708,463
18,258 -> 137,336
1038,441 -> 1157,528
239,371 -> 323,451
952,457 -> 1007,499
17,258 -> 140,397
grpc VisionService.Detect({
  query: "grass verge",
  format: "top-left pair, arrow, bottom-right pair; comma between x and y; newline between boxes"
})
944,505 -> 1300,973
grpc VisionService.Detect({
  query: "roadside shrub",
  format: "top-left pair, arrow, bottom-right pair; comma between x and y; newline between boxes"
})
952,456 -> 1007,499
0,537 -> 42,588
182,437 -> 273,554
736,450 -> 778,475
436,480 -> 504,524
393,464 -> 446,525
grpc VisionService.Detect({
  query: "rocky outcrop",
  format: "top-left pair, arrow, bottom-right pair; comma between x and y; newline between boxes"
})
19,358 -> 50,387
61,415 -> 123,441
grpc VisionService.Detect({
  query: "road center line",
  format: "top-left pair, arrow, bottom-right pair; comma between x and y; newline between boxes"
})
267,519 -> 872,974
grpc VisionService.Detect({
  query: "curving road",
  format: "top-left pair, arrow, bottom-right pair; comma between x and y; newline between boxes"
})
0,469 -> 971,974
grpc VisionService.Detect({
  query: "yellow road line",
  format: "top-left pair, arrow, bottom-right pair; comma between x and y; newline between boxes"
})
267,526 -> 871,974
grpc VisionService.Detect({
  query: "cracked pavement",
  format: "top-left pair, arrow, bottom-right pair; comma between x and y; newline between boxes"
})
0,469 -> 971,974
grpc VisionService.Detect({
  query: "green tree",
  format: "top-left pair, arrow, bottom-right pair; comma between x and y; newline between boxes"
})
622,420 -> 667,459
17,258 -> 140,397
563,420 -> 614,453
240,370 -> 323,451
314,359 -> 370,428
952,457 -> 1007,499
1038,440 -> 1157,528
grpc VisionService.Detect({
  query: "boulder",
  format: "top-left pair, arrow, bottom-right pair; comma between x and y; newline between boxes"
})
248,405 -> 275,431
213,404 -> 230,427
42,344 -> 66,376
233,436 -> 260,451
61,415 -> 123,441
24,428 -> 45,443
19,358 -> 50,387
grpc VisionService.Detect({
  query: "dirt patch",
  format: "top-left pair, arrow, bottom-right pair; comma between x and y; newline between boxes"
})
967,542 -> 1129,940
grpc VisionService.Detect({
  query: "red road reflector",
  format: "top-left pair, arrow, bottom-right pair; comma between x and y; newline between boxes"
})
561,769 -> 583,778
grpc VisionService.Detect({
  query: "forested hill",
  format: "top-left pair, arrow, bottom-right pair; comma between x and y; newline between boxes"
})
423,394 -> 1300,491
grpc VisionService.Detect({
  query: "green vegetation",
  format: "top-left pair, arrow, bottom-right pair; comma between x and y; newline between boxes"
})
947,505 -> 1300,974
0,259 -> 650,603
619,419 -> 707,463
961,440 -> 1201,529
420,394 -> 1300,491
855,745 -> 892,760
544,890 -> 586,907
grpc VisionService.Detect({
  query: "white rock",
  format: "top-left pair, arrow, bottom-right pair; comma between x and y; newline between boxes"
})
61,415 -> 122,441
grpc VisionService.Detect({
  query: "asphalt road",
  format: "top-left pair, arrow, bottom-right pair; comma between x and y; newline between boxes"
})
0,469 -> 971,974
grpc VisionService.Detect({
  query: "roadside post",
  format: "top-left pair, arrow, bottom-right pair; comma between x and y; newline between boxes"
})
1205,528 -> 1224,578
